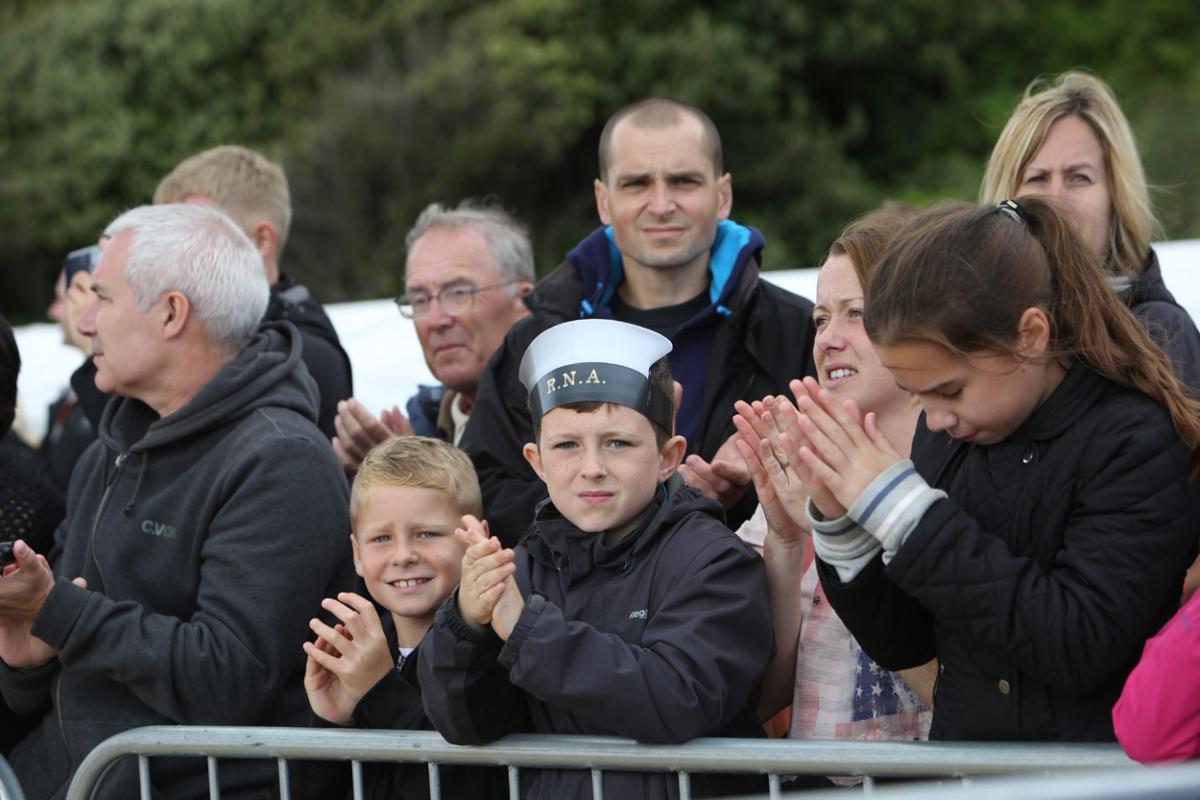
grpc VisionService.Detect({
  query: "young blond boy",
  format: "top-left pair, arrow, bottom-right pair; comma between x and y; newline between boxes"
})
303,436 -> 503,800
420,320 -> 774,800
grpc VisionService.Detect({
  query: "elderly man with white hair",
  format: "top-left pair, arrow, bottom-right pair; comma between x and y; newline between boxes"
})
0,204 -> 353,800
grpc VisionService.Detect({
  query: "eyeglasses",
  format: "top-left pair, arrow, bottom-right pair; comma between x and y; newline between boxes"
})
395,280 -> 522,320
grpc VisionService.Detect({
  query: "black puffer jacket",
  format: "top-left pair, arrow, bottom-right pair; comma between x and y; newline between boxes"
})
461,223 -> 817,544
819,363 -> 1200,741
420,486 -> 773,800
1127,249 -> 1200,394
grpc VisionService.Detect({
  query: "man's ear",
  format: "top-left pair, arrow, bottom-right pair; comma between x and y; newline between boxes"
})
522,442 -> 546,482
1015,306 -> 1052,360
161,291 -> 192,340
248,220 -> 278,265
594,178 -> 612,226
658,434 -> 687,482
716,173 -> 733,221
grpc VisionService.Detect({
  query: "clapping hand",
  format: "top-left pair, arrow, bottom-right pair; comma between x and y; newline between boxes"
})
731,398 -> 809,543
455,516 -> 522,639
303,592 -> 395,725
789,377 -> 901,516
332,398 -> 415,472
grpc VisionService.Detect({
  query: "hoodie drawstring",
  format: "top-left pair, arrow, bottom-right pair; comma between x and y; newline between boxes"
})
122,455 -> 148,517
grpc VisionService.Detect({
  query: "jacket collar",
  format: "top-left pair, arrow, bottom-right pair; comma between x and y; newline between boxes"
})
1009,360 -> 1105,442
523,485 -> 720,579
539,220 -> 765,324
1127,248 -> 1180,308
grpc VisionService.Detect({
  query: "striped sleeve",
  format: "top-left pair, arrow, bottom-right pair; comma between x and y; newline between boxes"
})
847,460 -> 946,563
808,499 -> 881,583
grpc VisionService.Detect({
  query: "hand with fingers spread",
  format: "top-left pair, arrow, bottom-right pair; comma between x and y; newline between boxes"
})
455,515 -> 517,633
302,592 -> 395,725
749,386 -> 843,520
731,405 -> 809,543
678,434 -> 752,510
303,633 -> 345,722
790,376 -> 901,515
732,398 -> 786,465
332,398 -> 415,472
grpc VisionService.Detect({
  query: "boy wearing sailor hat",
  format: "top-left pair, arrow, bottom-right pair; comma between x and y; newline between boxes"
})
420,319 -> 773,800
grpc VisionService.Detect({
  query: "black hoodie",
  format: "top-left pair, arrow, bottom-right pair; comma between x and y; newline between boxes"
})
0,323 -> 354,800
420,485 -> 773,800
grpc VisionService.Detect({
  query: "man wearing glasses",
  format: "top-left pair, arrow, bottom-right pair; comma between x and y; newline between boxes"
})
332,202 -> 534,468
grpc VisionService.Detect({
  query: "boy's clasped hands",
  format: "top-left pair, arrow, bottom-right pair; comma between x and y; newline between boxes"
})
455,515 -> 523,640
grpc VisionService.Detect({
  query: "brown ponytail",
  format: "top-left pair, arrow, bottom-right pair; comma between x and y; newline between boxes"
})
866,198 -> 1200,468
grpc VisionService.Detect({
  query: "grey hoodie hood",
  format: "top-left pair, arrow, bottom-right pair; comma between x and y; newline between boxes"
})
97,322 -> 318,454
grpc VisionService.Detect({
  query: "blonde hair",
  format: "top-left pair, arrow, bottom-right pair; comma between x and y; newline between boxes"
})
349,437 -> 483,531
979,71 -> 1157,279
154,145 -> 292,253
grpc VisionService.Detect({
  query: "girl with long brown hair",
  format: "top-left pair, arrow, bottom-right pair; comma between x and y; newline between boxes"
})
769,197 -> 1200,741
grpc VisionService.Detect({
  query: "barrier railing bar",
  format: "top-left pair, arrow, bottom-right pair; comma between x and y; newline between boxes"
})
427,761 -> 440,800
277,758 -> 289,800
206,756 -> 218,800
137,755 -> 150,800
678,769 -> 691,800
64,727 -> 1138,800
350,760 -> 363,800
0,754 -> 28,800
506,764 -> 519,800
65,727 -> 1132,778
591,767 -> 603,799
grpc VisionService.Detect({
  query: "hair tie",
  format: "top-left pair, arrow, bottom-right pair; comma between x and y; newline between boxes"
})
997,199 -> 1028,225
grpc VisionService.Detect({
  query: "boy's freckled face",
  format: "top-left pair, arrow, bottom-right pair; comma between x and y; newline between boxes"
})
352,485 -> 466,626
524,404 -> 678,544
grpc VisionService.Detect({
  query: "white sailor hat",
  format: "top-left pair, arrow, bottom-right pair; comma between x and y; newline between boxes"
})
518,319 -> 674,434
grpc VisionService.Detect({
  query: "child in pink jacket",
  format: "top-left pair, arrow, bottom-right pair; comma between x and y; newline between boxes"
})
1113,590 -> 1200,763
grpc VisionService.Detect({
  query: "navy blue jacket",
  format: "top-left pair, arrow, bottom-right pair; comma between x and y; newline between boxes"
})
420,486 -> 772,799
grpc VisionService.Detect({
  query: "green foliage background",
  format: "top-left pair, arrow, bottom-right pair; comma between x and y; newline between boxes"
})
2,0 -> 1198,319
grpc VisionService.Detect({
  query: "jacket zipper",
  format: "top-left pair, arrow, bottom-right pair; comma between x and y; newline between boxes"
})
49,450 -> 129,797
87,451 -> 129,594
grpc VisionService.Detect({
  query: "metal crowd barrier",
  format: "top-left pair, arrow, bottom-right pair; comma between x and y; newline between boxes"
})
0,755 -> 27,800
62,726 -> 1138,800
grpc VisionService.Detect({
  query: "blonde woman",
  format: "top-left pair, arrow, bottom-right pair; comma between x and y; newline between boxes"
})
980,71 -> 1200,390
